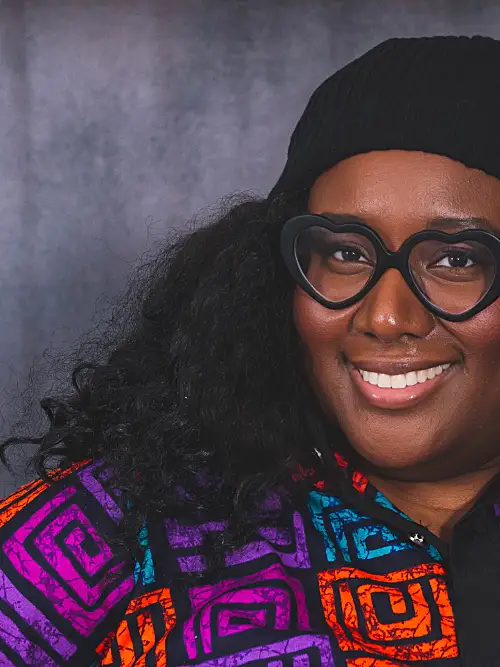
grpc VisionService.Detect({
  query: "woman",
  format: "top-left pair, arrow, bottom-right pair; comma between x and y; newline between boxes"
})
0,35 -> 498,666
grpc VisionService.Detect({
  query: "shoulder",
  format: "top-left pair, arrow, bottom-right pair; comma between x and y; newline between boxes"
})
0,459 -> 135,666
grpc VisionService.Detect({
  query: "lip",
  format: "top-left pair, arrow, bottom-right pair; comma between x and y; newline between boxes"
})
347,360 -> 458,410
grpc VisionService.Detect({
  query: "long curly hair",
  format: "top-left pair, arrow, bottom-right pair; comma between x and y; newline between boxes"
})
1,189 -> 344,567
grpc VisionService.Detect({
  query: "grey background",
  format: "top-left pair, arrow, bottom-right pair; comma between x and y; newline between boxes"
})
1,0 -> 499,494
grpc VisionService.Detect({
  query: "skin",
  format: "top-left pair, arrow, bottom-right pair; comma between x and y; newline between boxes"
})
294,150 -> 500,539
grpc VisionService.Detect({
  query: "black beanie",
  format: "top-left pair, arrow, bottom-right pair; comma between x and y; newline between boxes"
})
269,35 -> 500,198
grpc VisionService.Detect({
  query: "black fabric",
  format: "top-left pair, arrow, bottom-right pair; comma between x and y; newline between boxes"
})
269,35 -> 500,198
449,505 -> 500,666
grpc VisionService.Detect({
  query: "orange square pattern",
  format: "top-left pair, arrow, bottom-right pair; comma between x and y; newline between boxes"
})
97,588 -> 176,667
318,562 -> 458,662
347,659 -> 404,666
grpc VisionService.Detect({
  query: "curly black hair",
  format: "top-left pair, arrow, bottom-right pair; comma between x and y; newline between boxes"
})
1,189 -> 345,568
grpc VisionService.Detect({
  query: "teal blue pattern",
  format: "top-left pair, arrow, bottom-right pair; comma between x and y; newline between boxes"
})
134,520 -> 155,585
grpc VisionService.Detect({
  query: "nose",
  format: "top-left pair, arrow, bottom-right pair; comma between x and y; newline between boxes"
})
352,268 -> 435,342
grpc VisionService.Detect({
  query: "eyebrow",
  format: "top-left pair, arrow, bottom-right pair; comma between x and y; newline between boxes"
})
323,213 -> 496,232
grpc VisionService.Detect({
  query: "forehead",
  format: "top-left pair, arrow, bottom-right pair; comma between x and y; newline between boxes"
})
308,150 -> 500,244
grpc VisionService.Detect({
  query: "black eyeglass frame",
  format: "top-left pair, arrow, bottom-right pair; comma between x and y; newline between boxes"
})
280,213 -> 500,322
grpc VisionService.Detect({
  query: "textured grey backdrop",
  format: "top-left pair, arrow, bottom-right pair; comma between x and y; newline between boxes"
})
1,0 -> 499,494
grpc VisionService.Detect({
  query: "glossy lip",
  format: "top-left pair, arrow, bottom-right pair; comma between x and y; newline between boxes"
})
347,360 -> 458,410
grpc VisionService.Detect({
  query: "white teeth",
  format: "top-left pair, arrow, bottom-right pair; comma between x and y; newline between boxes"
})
378,374 -> 391,388
358,363 -> 451,389
390,374 -> 406,389
416,369 -> 428,383
406,371 -> 418,386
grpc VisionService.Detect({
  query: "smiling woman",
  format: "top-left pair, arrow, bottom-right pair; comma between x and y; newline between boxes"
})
2,35 -> 500,667
296,151 -> 500,484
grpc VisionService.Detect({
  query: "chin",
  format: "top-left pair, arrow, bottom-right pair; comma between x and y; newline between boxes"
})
345,432 -> 448,480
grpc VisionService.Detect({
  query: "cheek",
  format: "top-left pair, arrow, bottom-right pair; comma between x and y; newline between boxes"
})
293,288 -> 347,348
453,300 -> 500,366
293,290 -> 356,421
292,288 -> 352,393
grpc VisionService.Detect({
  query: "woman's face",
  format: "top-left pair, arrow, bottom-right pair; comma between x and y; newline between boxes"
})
294,150 -> 500,481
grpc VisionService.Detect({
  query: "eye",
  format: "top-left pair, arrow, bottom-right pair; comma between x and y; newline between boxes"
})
434,250 -> 475,269
332,246 -> 369,263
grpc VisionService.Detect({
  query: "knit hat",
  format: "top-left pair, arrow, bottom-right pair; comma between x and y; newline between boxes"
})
269,36 -> 500,198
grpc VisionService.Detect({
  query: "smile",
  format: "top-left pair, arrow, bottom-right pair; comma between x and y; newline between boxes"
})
358,363 -> 451,389
348,361 -> 456,409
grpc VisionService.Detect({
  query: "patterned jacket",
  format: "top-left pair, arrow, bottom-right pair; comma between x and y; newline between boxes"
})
0,453 -> 497,666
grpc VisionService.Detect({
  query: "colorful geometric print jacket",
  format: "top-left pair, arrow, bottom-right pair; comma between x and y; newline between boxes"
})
0,453 -> 499,667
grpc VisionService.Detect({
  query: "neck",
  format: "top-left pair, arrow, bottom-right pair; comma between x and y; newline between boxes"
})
367,466 -> 500,541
